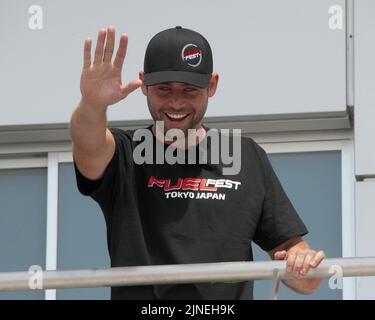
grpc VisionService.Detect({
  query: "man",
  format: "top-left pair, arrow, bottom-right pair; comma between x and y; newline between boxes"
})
70,25 -> 325,299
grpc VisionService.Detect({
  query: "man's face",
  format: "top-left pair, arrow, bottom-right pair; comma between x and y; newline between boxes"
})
146,82 -> 208,135
139,72 -> 219,136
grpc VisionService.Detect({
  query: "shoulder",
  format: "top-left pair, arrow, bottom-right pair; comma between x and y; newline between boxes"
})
108,127 -> 134,141
207,126 -> 267,158
241,135 -> 266,156
108,126 -> 150,147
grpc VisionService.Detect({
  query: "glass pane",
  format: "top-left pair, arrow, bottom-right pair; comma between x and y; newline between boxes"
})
56,150 -> 342,300
57,163 -> 110,299
0,168 -> 47,299
253,151 -> 342,299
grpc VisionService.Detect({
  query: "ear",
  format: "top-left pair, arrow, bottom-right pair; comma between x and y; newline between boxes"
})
207,72 -> 219,98
139,71 -> 148,96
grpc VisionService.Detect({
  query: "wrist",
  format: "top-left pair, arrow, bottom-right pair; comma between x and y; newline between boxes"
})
79,97 -> 108,113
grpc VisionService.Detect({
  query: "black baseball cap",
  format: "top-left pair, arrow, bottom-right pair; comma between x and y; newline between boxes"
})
143,26 -> 213,88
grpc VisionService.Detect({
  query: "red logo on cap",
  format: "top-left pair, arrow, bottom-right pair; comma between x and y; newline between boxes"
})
181,44 -> 202,67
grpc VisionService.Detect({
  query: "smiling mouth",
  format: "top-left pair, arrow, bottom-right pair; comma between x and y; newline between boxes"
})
165,112 -> 190,121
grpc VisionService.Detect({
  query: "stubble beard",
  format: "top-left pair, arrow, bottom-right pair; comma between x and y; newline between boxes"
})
147,96 -> 208,138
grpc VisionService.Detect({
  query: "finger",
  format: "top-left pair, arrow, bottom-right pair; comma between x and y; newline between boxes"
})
83,37 -> 92,69
274,250 -> 287,260
120,79 -> 142,99
286,251 -> 296,273
114,34 -> 128,71
103,26 -> 115,63
93,28 -> 106,65
300,253 -> 315,276
310,250 -> 326,267
292,252 -> 305,277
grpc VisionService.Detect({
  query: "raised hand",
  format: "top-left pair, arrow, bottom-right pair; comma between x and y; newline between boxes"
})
80,26 -> 142,109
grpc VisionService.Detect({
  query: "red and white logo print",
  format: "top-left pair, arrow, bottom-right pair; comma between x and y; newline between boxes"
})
147,176 -> 241,201
181,43 -> 202,67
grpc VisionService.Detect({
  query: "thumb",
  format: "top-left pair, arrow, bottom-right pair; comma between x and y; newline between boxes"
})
120,79 -> 142,100
274,250 -> 287,260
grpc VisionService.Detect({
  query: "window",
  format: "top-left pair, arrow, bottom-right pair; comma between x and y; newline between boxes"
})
253,151 -> 342,299
0,167 -> 47,299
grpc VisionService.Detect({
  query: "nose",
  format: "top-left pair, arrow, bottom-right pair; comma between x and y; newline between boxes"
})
167,90 -> 186,110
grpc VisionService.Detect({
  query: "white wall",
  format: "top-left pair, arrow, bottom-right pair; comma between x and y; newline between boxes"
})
7,0 -> 375,300
354,0 -> 375,299
0,0 -> 346,126
354,0 -> 375,177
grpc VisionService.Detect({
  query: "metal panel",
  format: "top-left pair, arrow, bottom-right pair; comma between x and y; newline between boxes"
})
0,0 -> 346,126
0,112 -> 351,145
354,0 -> 375,176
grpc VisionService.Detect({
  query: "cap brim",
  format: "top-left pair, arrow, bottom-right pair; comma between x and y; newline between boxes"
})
144,71 -> 211,88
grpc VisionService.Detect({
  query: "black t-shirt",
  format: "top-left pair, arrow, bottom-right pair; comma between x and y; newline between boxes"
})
74,125 -> 308,300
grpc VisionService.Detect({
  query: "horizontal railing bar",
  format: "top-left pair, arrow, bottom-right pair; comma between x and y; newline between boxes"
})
0,257 -> 374,291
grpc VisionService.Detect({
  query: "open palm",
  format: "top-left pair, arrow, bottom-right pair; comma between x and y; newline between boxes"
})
80,26 -> 142,108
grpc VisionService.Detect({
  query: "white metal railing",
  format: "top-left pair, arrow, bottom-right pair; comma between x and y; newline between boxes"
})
0,257 -> 374,293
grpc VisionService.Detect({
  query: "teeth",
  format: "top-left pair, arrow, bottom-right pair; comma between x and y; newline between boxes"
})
167,113 -> 188,120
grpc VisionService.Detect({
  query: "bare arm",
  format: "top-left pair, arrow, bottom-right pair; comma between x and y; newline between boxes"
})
70,101 -> 114,180
70,26 -> 142,180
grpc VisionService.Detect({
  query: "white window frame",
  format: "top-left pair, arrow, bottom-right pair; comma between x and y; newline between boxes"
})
0,157 -> 56,299
0,134 -> 355,300
260,138 -> 355,300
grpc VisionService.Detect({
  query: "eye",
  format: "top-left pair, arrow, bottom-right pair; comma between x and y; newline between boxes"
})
184,87 -> 198,93
157,86 -> 171,92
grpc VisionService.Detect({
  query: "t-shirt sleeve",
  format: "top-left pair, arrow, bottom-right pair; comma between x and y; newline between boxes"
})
73,128 -> 128,212
253,146 -> 308,252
